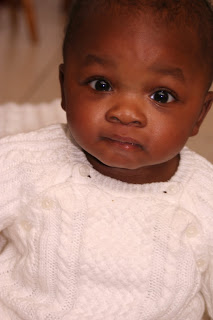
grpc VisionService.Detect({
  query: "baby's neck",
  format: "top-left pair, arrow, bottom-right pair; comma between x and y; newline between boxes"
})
85,153 -> 180,184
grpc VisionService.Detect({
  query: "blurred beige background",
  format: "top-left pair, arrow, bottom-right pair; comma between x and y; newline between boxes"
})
0,0 -> 64,103
0,0 -> 212,162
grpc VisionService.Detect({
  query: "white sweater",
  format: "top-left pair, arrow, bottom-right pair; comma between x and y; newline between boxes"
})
0,124 -> 213,320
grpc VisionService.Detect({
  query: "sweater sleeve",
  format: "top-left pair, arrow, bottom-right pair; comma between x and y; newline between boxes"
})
202,247 -> 213,320
197,161 -> 213,320
0,134 -> 23,231
0,124 -> 70,232
185,151 -> 213,320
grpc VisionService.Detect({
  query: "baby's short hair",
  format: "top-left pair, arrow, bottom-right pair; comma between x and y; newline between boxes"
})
63,0 -> 213,83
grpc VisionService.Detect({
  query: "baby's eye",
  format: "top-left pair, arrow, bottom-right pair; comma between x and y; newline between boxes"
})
89,79 -> 112,92
150,90 -> 175,104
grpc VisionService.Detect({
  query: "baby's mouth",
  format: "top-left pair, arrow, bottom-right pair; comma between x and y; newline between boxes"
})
102,135 -> 144,150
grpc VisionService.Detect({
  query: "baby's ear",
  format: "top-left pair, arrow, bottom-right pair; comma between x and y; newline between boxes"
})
59,64 -> 66,111
190,91 -> 213,136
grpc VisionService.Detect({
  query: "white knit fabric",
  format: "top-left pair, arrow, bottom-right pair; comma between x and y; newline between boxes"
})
0,124 -> 213,320
0,100 -> 66,138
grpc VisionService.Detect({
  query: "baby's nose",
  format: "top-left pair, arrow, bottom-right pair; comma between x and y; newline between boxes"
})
105,96 -> 147,127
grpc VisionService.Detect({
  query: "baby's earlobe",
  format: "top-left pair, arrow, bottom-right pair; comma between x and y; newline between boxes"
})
59,64 -> 65,86
59,64 -> 66,111
202,91 -> 213,117
190,91 -> 213,137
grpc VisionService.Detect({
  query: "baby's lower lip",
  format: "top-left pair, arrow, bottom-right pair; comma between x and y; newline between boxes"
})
102,137 -> 143,150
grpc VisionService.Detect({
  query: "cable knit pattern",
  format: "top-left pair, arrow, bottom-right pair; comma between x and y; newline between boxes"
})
0,124 -> 213,320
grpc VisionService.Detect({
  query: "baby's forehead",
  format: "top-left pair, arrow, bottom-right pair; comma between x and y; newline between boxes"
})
66,0 -> 212,47
64,0 -> 213,83
69,0 -> 212,23
68,5 -> 205,56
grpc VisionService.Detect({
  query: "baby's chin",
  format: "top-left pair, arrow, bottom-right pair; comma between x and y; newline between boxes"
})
85,152 -> 148,171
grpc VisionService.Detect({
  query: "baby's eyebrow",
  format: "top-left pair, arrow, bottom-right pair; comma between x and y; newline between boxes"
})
83,54 -> 116,68
149,64 -> 185,82
82,54 -> 185,83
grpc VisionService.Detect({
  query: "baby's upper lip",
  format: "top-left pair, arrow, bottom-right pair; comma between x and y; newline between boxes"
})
104,134 -> 142,146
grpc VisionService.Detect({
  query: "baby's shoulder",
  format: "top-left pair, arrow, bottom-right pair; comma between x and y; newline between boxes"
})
0,124 -> 69,169
184,149 -> 213,205
189,149 -> 213,180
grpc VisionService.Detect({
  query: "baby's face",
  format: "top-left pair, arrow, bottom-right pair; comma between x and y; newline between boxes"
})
60,10 -> 213,183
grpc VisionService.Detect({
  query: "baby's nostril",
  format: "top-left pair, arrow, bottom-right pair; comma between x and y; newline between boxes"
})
111,116 -> 120,122
132,121 -> 141,125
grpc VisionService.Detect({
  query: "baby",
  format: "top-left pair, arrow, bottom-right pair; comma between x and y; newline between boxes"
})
0,0 -> 213,319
